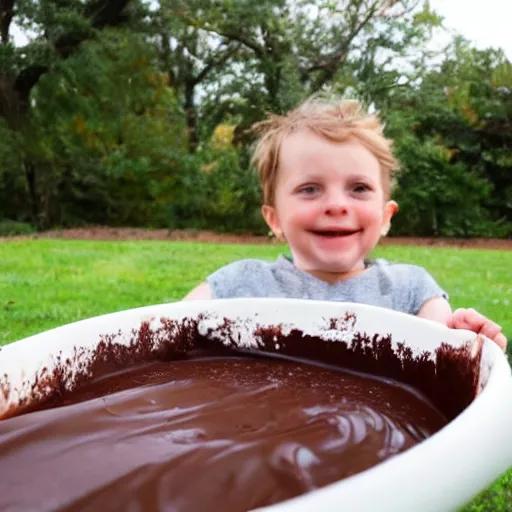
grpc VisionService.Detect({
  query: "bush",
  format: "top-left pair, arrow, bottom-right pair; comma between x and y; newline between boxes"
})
0,220 -> 36,237
390,134 -> 505,237
166,147 -> 267,235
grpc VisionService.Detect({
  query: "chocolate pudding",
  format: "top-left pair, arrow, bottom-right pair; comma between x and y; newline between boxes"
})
0,314 -> 481,512
0,354 -> 446,512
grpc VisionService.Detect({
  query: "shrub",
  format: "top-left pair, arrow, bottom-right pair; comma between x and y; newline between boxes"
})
0,220 -> 36,237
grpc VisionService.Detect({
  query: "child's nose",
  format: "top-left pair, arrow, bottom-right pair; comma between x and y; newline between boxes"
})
324,192 -> 349,215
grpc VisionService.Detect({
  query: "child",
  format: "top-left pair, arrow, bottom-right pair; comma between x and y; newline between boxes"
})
184,98 -> 507,351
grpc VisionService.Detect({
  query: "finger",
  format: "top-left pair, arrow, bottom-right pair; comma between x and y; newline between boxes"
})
479,321 -> 502,342
458,308 -> 488,332
448,309 -> 507,351
493,332 -> 507,352
448,308 -> 480,330
461,309 -> 504,345
447,308 -> 463,329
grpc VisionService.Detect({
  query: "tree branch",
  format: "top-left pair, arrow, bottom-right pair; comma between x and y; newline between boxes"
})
0,0 -> 15,44
85,0 -> 131,28
307,0 -> 382,92
372,80 -> 411,94
306,49 -> 346,75
380,0 -> 422,19
192,45 -> 237,86
204,26 -> 264,58
13,65 -> 47,104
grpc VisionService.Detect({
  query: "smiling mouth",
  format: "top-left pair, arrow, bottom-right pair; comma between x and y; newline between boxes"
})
310,230 -> 360,237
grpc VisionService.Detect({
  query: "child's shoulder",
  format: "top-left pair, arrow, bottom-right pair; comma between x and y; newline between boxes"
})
371,258 -> 435,282
371,258 -> 446,296
206,258 -> 279,298
212,258 -> 274,274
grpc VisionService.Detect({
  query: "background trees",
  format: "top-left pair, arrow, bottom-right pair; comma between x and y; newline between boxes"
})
1,0 -> 510,237
384,40 -> 512,236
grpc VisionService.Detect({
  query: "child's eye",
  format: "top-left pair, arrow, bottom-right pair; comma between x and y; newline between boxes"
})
298,185 -> 320,195
353,183 -> 372,193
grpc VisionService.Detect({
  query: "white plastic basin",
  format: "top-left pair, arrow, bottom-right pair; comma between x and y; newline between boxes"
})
1,299 -> 511,511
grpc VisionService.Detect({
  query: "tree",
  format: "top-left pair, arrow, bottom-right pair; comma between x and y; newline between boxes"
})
1,0 -> 509,237
0,0 -> 135,228
151,0 -> 242,153
180,0 -> 440,144
26,28 -> 186,227
384,40 -> 512,236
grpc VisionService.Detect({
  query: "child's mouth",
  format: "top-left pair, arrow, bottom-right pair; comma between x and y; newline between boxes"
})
310,229 -> 360,237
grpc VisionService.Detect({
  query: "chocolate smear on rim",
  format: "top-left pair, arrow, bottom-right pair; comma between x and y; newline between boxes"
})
1,312 -> 481,421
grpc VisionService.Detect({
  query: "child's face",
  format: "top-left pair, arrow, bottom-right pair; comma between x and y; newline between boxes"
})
262,129 -> 397,278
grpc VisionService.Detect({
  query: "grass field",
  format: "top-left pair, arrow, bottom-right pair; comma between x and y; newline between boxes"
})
1,239 -> 511,510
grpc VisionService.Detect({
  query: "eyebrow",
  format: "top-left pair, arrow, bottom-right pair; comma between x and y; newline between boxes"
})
347,173 -> 378,182
295,173 -> 378,184
296,175 -> 324,183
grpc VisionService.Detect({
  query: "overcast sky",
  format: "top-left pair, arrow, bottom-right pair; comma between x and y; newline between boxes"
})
429,0 -> 511,59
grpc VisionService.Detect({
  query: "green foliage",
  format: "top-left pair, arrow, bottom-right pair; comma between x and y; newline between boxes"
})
191,0 -> 438,143
1,28 -> 187,228
382,41 -> 512,237
167,146 -> 266,234
47,31 -> 186,227
390,132 -> 497,237
0,0 -> 511,236
0,220 -> 36,236
0,120 -> 26,222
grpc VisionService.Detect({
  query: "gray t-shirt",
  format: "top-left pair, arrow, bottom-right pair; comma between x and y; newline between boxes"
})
207,255 -> 448,315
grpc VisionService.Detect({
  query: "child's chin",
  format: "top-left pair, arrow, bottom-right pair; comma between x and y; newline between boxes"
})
316,259 -> 359,274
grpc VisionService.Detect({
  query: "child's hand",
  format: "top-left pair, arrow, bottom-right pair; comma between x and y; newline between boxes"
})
448,308 -> 507,351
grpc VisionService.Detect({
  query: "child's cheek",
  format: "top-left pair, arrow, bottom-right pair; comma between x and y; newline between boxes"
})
290,203 -> 320,228
359,203 -> 386,234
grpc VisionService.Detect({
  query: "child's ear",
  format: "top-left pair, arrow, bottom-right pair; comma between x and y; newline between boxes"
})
261,204 -> 281,237
381,200 -> 399,236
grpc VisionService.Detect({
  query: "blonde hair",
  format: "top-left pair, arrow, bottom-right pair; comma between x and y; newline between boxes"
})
251,98 -> 398,205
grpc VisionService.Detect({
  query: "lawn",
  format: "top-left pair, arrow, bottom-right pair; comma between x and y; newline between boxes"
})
1,239 -> 511,510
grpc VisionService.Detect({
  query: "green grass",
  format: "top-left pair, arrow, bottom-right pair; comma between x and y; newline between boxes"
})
1,239 -> 511,510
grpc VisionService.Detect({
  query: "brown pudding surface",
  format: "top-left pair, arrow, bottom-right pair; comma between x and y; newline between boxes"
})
0,356 -> 446,511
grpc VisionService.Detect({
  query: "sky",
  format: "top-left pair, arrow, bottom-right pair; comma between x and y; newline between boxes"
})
429,0 -> 512,60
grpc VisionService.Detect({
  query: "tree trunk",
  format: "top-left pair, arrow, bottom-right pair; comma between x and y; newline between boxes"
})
0,0 -> 15,45
24,159 -> 41,229
265,60 -> 282,113
432,206 -> 438,236
184,81 -> 198,154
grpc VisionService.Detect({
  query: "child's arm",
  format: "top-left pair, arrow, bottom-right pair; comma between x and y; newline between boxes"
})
182,282 -> 212,300
416,296 -> 452,324
417,297 -> 507,351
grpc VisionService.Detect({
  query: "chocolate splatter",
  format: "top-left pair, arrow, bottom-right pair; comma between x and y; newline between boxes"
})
1,313 -> 481,421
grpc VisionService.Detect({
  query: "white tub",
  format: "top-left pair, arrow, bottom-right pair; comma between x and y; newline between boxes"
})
1,299 -> 511,511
